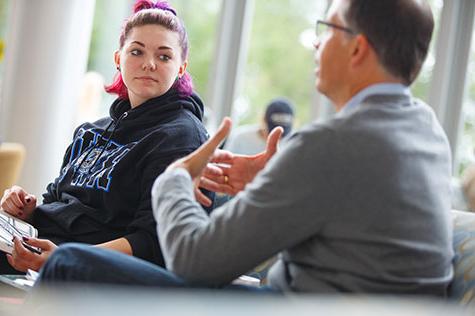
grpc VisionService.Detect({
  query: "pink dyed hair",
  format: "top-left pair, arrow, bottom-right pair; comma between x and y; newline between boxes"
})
105,0 -> 193,99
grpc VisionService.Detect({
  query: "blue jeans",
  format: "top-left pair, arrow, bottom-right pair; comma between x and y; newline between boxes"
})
37,243 -> 278,293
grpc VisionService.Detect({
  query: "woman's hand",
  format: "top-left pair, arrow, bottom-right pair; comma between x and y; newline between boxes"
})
0,185 -> 37,221
6,237 -> 57,272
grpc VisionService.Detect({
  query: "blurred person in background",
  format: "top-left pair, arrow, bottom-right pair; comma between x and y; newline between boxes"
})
224,98 -> 295,155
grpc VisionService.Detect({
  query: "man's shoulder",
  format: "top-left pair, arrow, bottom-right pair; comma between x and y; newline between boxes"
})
342,94 -> 437,128
294,97 -> 444,152
286,122 -> 339,151
358,94 -> 434,115
287,95 -> 443,147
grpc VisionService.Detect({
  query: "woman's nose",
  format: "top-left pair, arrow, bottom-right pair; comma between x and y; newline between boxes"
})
143,58 -> 157,71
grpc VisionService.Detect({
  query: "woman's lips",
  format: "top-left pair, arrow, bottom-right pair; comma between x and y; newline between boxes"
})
136,76 -> 158,82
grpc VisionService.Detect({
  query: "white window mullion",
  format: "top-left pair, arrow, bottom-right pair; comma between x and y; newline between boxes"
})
205,0 -> 254,131
428,0 -> 475,168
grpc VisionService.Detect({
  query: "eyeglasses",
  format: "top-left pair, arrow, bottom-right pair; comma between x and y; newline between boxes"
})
316,20 -> 356,38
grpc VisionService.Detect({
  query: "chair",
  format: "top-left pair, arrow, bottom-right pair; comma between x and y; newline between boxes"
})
450,210 -> 475,304
0,143 -> 25,195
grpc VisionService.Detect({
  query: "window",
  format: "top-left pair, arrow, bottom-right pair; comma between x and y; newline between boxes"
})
457,16 -> 475,174
411,0 -> 444,101
170,0 -> 221,98
236,1 -> 328,128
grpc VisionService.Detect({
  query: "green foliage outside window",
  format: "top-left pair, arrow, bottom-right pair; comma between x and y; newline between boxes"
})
170,0 -> 220,98
239,0 -> 326,127
458,28 -> 475,175
411,0 -> 443,101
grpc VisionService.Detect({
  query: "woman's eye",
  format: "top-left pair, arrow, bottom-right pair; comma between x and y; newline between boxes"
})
159,55 -> 171,61
130,49 -> 142,56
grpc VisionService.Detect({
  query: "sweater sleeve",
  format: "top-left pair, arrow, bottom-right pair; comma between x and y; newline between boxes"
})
152,129 -> 334,286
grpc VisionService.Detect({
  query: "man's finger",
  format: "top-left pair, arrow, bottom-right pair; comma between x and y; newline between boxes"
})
179,118 -> 232,178
265,126 -> 283,156
202,164 -> 224,177
209,149 -> 234,164
199,177 -> 236,196
198,177 -> 221,193
191,118 -> 232,162
194,187 -> 212,207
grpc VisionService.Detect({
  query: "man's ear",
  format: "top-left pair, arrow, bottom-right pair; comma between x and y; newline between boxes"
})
178,61 -> 188,78
350,34 -> 371,67
114,50 -> 121,70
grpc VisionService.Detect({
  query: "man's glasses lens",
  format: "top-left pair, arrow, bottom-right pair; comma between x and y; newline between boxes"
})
316,22 -> 329,37
315,20 -> 355,38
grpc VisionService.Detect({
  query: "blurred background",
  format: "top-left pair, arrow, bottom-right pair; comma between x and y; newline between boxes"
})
0,0 -> 473,199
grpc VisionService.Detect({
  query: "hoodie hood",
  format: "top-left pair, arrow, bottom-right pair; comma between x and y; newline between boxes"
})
109,89 -> 204,124
71,89 -> 205,178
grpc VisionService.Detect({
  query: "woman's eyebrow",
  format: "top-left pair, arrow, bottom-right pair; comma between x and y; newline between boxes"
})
130,40 -> 145,47
157,46 -> 173,51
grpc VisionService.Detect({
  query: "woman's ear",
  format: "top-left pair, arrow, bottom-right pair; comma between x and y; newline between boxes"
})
178,61 -> 188,78
114,50 -> 121,71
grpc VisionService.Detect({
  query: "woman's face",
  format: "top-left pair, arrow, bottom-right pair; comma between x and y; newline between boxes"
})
115,24 -> 187,107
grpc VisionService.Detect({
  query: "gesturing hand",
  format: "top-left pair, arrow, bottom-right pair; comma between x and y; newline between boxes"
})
198,126 -> 283,199
168,117 -> 232,181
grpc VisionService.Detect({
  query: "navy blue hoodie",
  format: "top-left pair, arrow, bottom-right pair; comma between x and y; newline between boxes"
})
33,89 -> 211,266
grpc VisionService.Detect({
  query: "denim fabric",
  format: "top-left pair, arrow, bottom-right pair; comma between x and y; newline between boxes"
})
38,243 -> 184,288
37,243 -> 277,294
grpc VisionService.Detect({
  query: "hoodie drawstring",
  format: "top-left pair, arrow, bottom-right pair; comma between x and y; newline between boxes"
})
72,111 -> 128,178
88,112 -> 128,172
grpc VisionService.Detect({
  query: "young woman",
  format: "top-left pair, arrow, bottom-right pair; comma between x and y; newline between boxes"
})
0,0 -> 212,273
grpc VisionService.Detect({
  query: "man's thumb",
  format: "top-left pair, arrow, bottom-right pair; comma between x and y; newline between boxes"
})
266,126 -> 283,156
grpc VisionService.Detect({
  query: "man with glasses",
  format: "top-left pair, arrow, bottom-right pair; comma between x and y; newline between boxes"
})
38,0 -> 453,297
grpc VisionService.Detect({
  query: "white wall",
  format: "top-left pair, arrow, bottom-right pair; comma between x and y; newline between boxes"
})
1,0 -> 95,198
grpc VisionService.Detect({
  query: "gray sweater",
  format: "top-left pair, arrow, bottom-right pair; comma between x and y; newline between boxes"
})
152,94 -> 454,296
